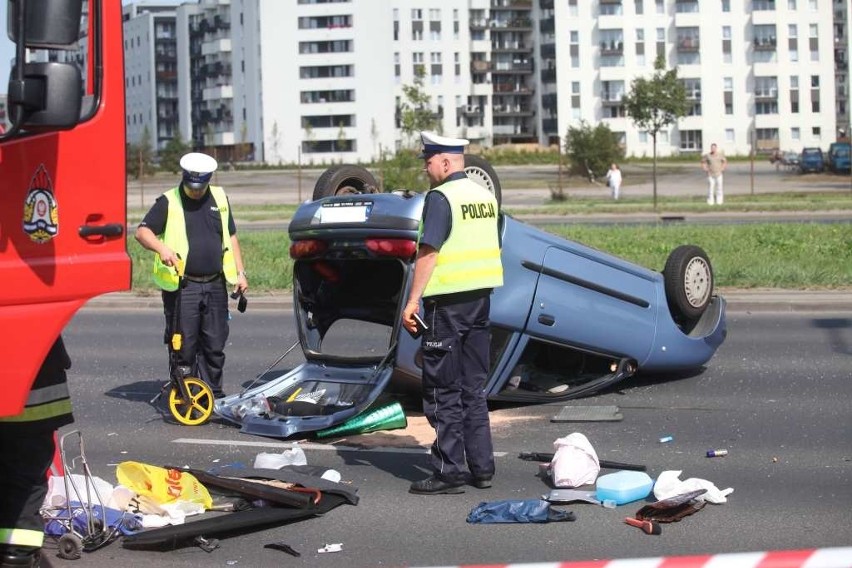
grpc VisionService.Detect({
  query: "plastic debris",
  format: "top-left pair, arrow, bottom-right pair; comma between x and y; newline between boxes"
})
318,543 -> 343,553
706,449 -> 728,458
659,435 -> 673,443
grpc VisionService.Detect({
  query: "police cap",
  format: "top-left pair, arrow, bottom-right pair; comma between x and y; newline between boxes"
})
418,131 -> 470,159
180,152 -> 218,191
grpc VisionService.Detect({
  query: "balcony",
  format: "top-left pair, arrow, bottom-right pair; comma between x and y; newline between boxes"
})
539,0 -> 553,8
490,0 -> 532,10
754,90 -> 778,101
471,60 -> 492,73
470,19 -> 489,30
459,105 -> 483,116
493,104 -> 534,117
600,40 -> 624,55
677,37 -> 700,52
490,18 -> 532,30
601,92 -> 624,105
600,0 -> 622,3
540,68 -> 556,82
494,82 -> 533,93
492,42 -> 533,53
492,61 -> 533,73
753,37 -> 777,51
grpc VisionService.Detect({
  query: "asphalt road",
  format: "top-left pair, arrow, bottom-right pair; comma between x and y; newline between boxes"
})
45,307 -> 852,567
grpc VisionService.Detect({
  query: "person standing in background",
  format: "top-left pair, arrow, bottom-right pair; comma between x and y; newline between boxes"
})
701,143 -> 727,205
605,163 -> 622,200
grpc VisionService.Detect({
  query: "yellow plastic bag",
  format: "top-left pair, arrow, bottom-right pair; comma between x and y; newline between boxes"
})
116,461 -> 212,509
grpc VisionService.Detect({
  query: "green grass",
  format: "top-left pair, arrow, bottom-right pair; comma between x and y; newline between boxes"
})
128,223 -> 852,294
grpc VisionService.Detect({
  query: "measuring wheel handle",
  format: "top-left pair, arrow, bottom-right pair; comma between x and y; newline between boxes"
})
168,375 -> 215,426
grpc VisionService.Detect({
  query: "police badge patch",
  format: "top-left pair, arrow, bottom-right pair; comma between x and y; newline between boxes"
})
23,165 -> 59,244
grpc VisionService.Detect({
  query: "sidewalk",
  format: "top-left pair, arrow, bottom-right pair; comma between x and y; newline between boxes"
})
86,288 -> 852,313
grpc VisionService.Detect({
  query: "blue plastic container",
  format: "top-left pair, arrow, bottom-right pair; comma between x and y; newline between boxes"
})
595,470 -> 654,505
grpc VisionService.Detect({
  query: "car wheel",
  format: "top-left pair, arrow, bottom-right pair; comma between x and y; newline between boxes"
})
312,165 -> 380,201
663,245 -> 713,322
464,154 -> 502,206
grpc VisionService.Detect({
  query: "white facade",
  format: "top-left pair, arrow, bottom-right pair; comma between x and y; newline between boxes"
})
124,0 -> 849,163
553,0 -> 840,157
123,6 -> 157,149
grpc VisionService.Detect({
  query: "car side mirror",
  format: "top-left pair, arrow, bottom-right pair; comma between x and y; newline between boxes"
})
8,62 -> 83,130
6,0 -> 83,48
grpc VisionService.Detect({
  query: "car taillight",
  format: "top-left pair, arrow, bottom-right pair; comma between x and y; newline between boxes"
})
366,238 -> 417,259
290,239 -> 328,259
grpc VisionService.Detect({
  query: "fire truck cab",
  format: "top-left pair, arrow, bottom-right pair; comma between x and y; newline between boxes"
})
0,0 -> 129,417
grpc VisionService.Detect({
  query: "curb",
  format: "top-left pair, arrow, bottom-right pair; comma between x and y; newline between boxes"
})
84,290 -> 852,313
410,547 -> 852,568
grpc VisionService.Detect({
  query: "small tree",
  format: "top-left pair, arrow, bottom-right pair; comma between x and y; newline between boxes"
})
126,125 -> 154,179
564,121 -> 624,183
160,130 -> 190,173
399,66 -> 439,147
622,54 -> 688,208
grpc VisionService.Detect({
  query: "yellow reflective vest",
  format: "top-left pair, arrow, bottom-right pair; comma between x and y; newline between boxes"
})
152,186 -> 238,291
422,177 -> 503,297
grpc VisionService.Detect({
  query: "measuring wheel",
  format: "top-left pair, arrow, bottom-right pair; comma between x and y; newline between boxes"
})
168,376 -> 214,425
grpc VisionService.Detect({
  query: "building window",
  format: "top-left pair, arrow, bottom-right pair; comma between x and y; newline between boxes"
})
301,114 -> 354,129
754,0 -> 776,9
298,40 -> 353,54
723,77 -> 733,114
636,28 -> 645,65
302,139 -> 357,153
681,78 -> 702,115
639,131 -> 648,143
722,26 -> 732,64
454,52 -> 461,79
812,126 -> 821,138
655,0 -> 664,14
722,0 -> 730,11
430,52 -> 442,84
297,15 -> 352,29
600,2 -> 623,15
790,75 -> 800,113
656,27 -> 665,59
299,65 -> 353,79
809,24 -> 818,61
725,129 -> 735,142
394,53 -> 400,80
635,0 -> 643,14
568,0 -> 578,17
412,52 -> 424,76
571,81 -> 580,119
808,0 -> 817,11
680,130 -> 702,151
300,89 -> 355,103
788,0 -> 796,8
570,31 -> 580,68
756,128 -> 779,147
791,127 -> 800,139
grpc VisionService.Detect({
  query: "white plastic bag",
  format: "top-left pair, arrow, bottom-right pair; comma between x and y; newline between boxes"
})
653,470 -> 734,504
550,433 -> 600,488
254,445 -> 307,469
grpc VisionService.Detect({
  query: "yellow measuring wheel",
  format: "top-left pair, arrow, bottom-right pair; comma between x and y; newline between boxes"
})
168,376 -> 214,426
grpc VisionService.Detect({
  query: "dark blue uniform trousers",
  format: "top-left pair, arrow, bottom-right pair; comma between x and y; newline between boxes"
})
163,277 -> 229,395
421,294 -> 495,483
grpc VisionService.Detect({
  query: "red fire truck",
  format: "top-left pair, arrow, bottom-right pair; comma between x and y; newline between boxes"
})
0,0 -> 129,418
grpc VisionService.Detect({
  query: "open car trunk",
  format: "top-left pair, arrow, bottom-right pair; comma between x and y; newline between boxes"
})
215,194 -> 422,438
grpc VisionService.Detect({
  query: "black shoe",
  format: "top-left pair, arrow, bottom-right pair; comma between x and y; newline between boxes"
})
409,476 -> 465,495
471,474 -> 493,489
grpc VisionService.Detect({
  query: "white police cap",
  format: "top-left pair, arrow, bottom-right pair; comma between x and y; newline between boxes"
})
419,131 -> 469,158
180,152 -> 218,190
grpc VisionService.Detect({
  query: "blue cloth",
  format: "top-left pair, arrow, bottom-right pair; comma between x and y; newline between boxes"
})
466,499 -> 576,524
44,501 -> 142,537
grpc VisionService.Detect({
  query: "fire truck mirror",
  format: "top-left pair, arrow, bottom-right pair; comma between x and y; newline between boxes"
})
9,62 -> 82,130
6,0 -> 84,49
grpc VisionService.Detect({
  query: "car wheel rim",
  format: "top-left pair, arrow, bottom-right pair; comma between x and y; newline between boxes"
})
464,166 -> 495,195
684,257 -> 711,308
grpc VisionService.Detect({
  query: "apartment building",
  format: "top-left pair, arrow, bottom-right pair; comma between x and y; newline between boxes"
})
123,0 -> 850,163
123,2 -> 180,151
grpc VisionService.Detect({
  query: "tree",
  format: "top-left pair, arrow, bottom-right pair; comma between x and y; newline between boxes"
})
159,130 -> 190,173
563,121 -> 624,183
622,54 -> 688,208
398,66 -> 439,147
126,125 -> 154,179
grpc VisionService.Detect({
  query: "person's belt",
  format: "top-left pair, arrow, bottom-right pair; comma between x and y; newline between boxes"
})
183,273 -> 222,283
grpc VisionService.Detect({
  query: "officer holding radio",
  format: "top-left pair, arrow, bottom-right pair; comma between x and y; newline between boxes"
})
402,132 -> 504,495
135,152 -> 248,398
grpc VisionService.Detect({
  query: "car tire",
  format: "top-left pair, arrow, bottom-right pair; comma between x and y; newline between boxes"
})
464,154 -> 502,206
663,245 -> 714,322
312,165 -> 380,201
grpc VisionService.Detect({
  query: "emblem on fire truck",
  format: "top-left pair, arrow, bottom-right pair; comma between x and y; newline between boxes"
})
22,165 -> 59,244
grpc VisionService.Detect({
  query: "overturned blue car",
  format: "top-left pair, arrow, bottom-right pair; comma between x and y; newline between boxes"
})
215,160 -> 726,438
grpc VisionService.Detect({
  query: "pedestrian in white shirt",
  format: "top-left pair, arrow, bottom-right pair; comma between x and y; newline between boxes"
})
605,163 -> 622,200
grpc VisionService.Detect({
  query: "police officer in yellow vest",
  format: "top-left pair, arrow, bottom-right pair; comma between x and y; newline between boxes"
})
402,132 -> 503,495
135,152 -> 248,398
1,338 -> 73,567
